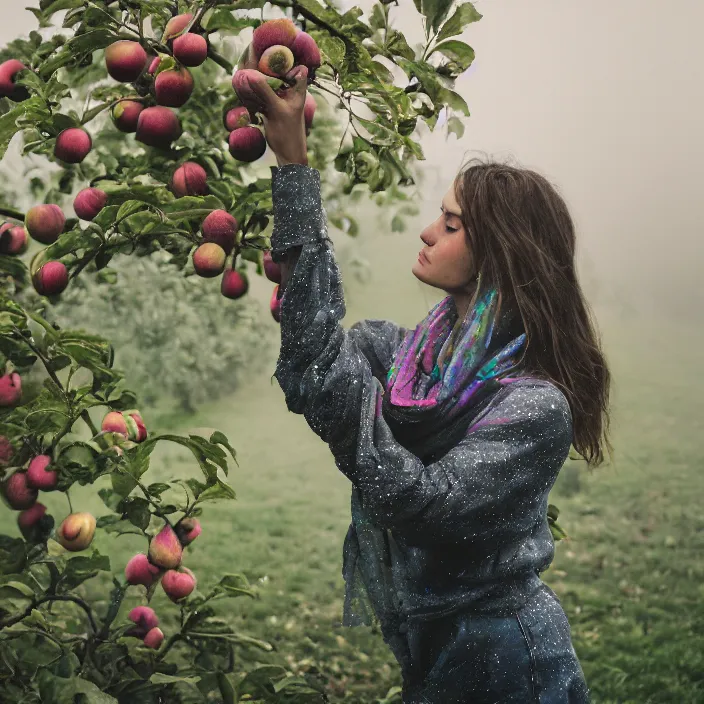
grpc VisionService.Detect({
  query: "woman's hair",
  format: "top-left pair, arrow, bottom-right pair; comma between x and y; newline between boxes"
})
454,155 -> 612,468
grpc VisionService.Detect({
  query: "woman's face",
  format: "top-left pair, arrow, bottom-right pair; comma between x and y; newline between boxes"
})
412,182 -> 475,293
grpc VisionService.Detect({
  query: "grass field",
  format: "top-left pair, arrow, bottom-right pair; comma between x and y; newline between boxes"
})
2,306 -> 702,703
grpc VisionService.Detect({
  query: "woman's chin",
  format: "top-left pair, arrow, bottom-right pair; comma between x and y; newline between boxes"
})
412,261 -> 430,283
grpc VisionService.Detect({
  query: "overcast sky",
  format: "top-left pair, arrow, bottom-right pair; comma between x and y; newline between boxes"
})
1,0 -> 701,329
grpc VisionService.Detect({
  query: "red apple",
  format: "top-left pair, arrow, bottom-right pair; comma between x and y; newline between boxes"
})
192,242 -> 226,278
228,126 -> 267,163
56,512 -> 96,551
3,472 -> 37,510
111,99 -> 144,133
252,18 -> 298,58
143,627 -> 164,649
263,250 -> 282,284
136,106 -> 182,148
128,605 -> 159,636
33,261 -> 69,296
0,225 -> 28,255
161,566 -> 197,602
224,106 -> 250,131
304,92 -> 316,131
201,210 -> 237,255
258,45 -> 294,78
54,128 -> 92,164
173,33 -> 208,67
26,454 -> 58,491
270,285 -> 282,323
17,502 -> 47,531
221,268 -> 249,300
125,553 -> 162,587
25,204 -> 65,245
148,524 -> 183,569
163,13 -> 194,41
291,32 -> 321,75
105,40 -> 148,82
154,66 -> 194,108
175,517 -> 202,546
170,162 -> 207,198
73,188 -> 107,221
0,59 -> 29,100
0,372 -> 21,407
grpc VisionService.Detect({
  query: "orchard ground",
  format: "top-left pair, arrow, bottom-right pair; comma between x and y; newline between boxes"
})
1,302 -> 700,703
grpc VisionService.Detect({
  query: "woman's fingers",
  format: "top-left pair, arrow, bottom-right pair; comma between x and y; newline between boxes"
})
246,74 -> 281,112
281,65 -> 309,105
233,72 -> 271,116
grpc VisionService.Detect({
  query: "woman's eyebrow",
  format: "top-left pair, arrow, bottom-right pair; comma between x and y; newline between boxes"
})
441,203 -> 462,218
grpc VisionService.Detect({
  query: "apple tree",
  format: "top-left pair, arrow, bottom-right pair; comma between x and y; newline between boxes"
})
0,0 -> 481,700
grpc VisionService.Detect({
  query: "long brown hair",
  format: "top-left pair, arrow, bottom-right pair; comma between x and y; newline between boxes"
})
454,155 -> 612,468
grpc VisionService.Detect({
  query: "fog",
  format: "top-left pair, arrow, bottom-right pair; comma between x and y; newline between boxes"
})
2,0 -> 702,331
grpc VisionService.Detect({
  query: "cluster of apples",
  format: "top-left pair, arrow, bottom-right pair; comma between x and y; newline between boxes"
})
0,406 -> 150,547
227,18 -> 319,164
123,517 -> 202,649
101,408 -> 148,450
0,58 -> 93,164
106,12 -> 209,148
3,196 -> 106,298
1,449 -> 97,550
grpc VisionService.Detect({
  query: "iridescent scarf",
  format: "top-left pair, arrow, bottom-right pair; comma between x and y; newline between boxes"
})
379,276 -> 529,460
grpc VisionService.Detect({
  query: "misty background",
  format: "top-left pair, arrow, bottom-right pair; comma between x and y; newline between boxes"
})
1,2 -> 702,699
2,0 -> 702,331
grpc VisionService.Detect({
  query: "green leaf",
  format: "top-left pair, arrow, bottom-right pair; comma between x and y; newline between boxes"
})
150,673 -> 201,685
415,0 -> 455,33
391,214 -> 405,232
446,115 -> 465,138
436,2 -> 482,42
217,671 -> 237,704
116,200 -> 150,222
0,96 -> 47,160
37,671 -> 119,704
213,573 -> 257,600
317,35 -> 346,68
430,40 -> 476,71
123,497 -> 152,530
61,550 -> 111,591
369,4 -> 387,31
0,535 -> 27,574
354,116 -> 398,146
209,431 -> 238,468
194,478 -> 236,504
205,10 -> 258,33
138,434 -> 229,482
0,581 -> 35,616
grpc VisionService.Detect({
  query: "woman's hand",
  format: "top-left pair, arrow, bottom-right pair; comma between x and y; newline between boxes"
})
232,65 -> 309,167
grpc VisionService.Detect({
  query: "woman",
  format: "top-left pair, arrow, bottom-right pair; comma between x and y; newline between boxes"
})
234,65 -> 611,703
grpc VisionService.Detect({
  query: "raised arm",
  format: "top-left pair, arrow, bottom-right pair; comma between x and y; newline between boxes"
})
270,164 -> 405,448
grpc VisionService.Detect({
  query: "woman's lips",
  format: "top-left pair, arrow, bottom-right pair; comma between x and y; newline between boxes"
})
418,250 -> 429,264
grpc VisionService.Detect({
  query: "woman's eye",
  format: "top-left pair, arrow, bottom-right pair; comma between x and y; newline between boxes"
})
446,225 -> 458,233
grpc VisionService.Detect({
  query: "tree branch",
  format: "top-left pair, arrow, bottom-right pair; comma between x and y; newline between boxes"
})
0,594 -> 98,632
207,47 -> 233,74
0,206 -> 25,221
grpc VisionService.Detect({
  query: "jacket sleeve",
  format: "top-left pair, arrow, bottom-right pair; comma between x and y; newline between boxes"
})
269,164 -> 406,448
337,378 -> 574,546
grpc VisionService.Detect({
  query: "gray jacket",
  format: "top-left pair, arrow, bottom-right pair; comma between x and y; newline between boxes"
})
269,165 -> 573,653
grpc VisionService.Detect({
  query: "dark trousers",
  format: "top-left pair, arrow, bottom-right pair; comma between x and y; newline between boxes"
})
395,583 -> 590,704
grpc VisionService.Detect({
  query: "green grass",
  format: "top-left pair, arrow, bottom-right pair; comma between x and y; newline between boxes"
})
2,306 -> 702,703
